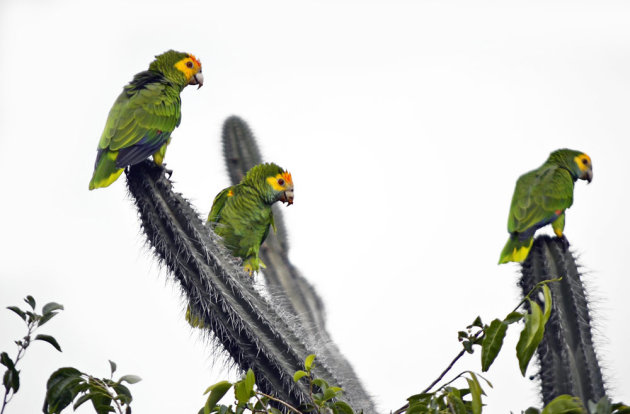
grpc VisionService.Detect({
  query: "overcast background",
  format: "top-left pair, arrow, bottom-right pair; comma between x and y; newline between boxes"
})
1,0 -> 629,412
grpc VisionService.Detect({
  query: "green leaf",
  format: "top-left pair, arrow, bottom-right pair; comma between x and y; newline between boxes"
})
44,367 -> 84,414
42,302 -> 64,315
1,352 -> 15,370
6,306 -> 26,321
234,370 -> 255,404
90,390 -> 114,414
245,369 -> 255,392
37,312 -> 59,327
542,284 -> 552,324
333,401 -> 354,414
481,319 -> 507,372
73,392 -> 95,410
611,401 -> 630,414
35,334 -> 62,352
3,368 -> 19,393
112,382 -> 132,404
305,354 -> 316,371
589,397 -> 612,414
24,295 -> 36,310
312,378 -> 329,391
407,393 -> 432,404
3,370 -> 10,392
109,360 -> 117,377
469,316 -> 483,328
541,395 -> 584,414
204,381 -> 233,410
446,390 -> 467,414
322,387 -> 338,402
466,377 -> 482,414
503,311 -> 524,325
523,408 -> 541,414
293,370 -> 308,382
516,299 -> 545,376
11,368 -> 19,392
407,401 -> 429,414
118,375 -> 142,384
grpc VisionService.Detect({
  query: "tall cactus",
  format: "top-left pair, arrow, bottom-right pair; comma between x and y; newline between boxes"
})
519,235 -> 606,405
124,117 -> 376,412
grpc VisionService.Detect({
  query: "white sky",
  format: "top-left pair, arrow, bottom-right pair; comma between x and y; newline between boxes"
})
1,0 -> 629,412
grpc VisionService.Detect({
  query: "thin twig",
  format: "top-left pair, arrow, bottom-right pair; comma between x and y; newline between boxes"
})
391,330 -> 483,414
257,391 -> 304,414
1,322 -> 35,414
254,393 -> 273,414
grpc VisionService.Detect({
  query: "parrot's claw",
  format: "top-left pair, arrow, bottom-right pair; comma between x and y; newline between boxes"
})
243,263 -> 254,276
161,164 -> 173,178
559,235 -> 570,251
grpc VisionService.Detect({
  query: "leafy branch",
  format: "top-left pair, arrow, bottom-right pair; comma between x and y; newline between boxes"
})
199,355 -> 353,414
43,360 -> 141,414
1,296 -> 63,414
393,279 -> 559,414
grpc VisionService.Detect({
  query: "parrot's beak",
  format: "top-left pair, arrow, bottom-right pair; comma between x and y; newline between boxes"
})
189,71 -> 204,89
280,189 -> 294,206
581,168 -> 593,184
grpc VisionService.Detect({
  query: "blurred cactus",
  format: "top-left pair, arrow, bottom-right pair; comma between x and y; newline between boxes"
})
520,235 -> 605,406
222,116 -> 327,333
124,116 -> 376,413
221,116 -> 370,407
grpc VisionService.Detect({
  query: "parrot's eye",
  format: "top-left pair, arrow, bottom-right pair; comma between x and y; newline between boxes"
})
186,61 -> 194,69
582,158 -> 588,165
277,178 -> 285,186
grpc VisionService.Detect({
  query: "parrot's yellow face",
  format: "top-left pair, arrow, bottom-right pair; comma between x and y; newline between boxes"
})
175,54 -> 203,88
266,171 -> 294,205
574,153 -> 593,183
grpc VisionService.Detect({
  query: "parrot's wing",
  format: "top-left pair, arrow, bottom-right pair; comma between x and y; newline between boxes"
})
208,187 -> 234,223
97,78 -> 181,159
508,165 -> 574,234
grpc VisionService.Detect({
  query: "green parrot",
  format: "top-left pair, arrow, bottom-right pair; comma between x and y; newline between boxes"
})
499,149 -> 593,264
89,50 -> 203,190
186,163 -> 293,328
209,162 -> 294,275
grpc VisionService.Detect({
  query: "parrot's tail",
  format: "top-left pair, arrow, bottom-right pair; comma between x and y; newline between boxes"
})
499,235 -> 534,264
89,150 -> 124,190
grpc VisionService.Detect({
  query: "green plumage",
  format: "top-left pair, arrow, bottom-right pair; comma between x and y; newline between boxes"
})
89,50 -> 202,190
209,163 -> 294,274
499,149 -> 593,264
187,162 -> 294,327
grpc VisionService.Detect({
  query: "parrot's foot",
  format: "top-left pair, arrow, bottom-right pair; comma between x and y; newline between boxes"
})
242,258 -> 265,276
161,163 -> 173,178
